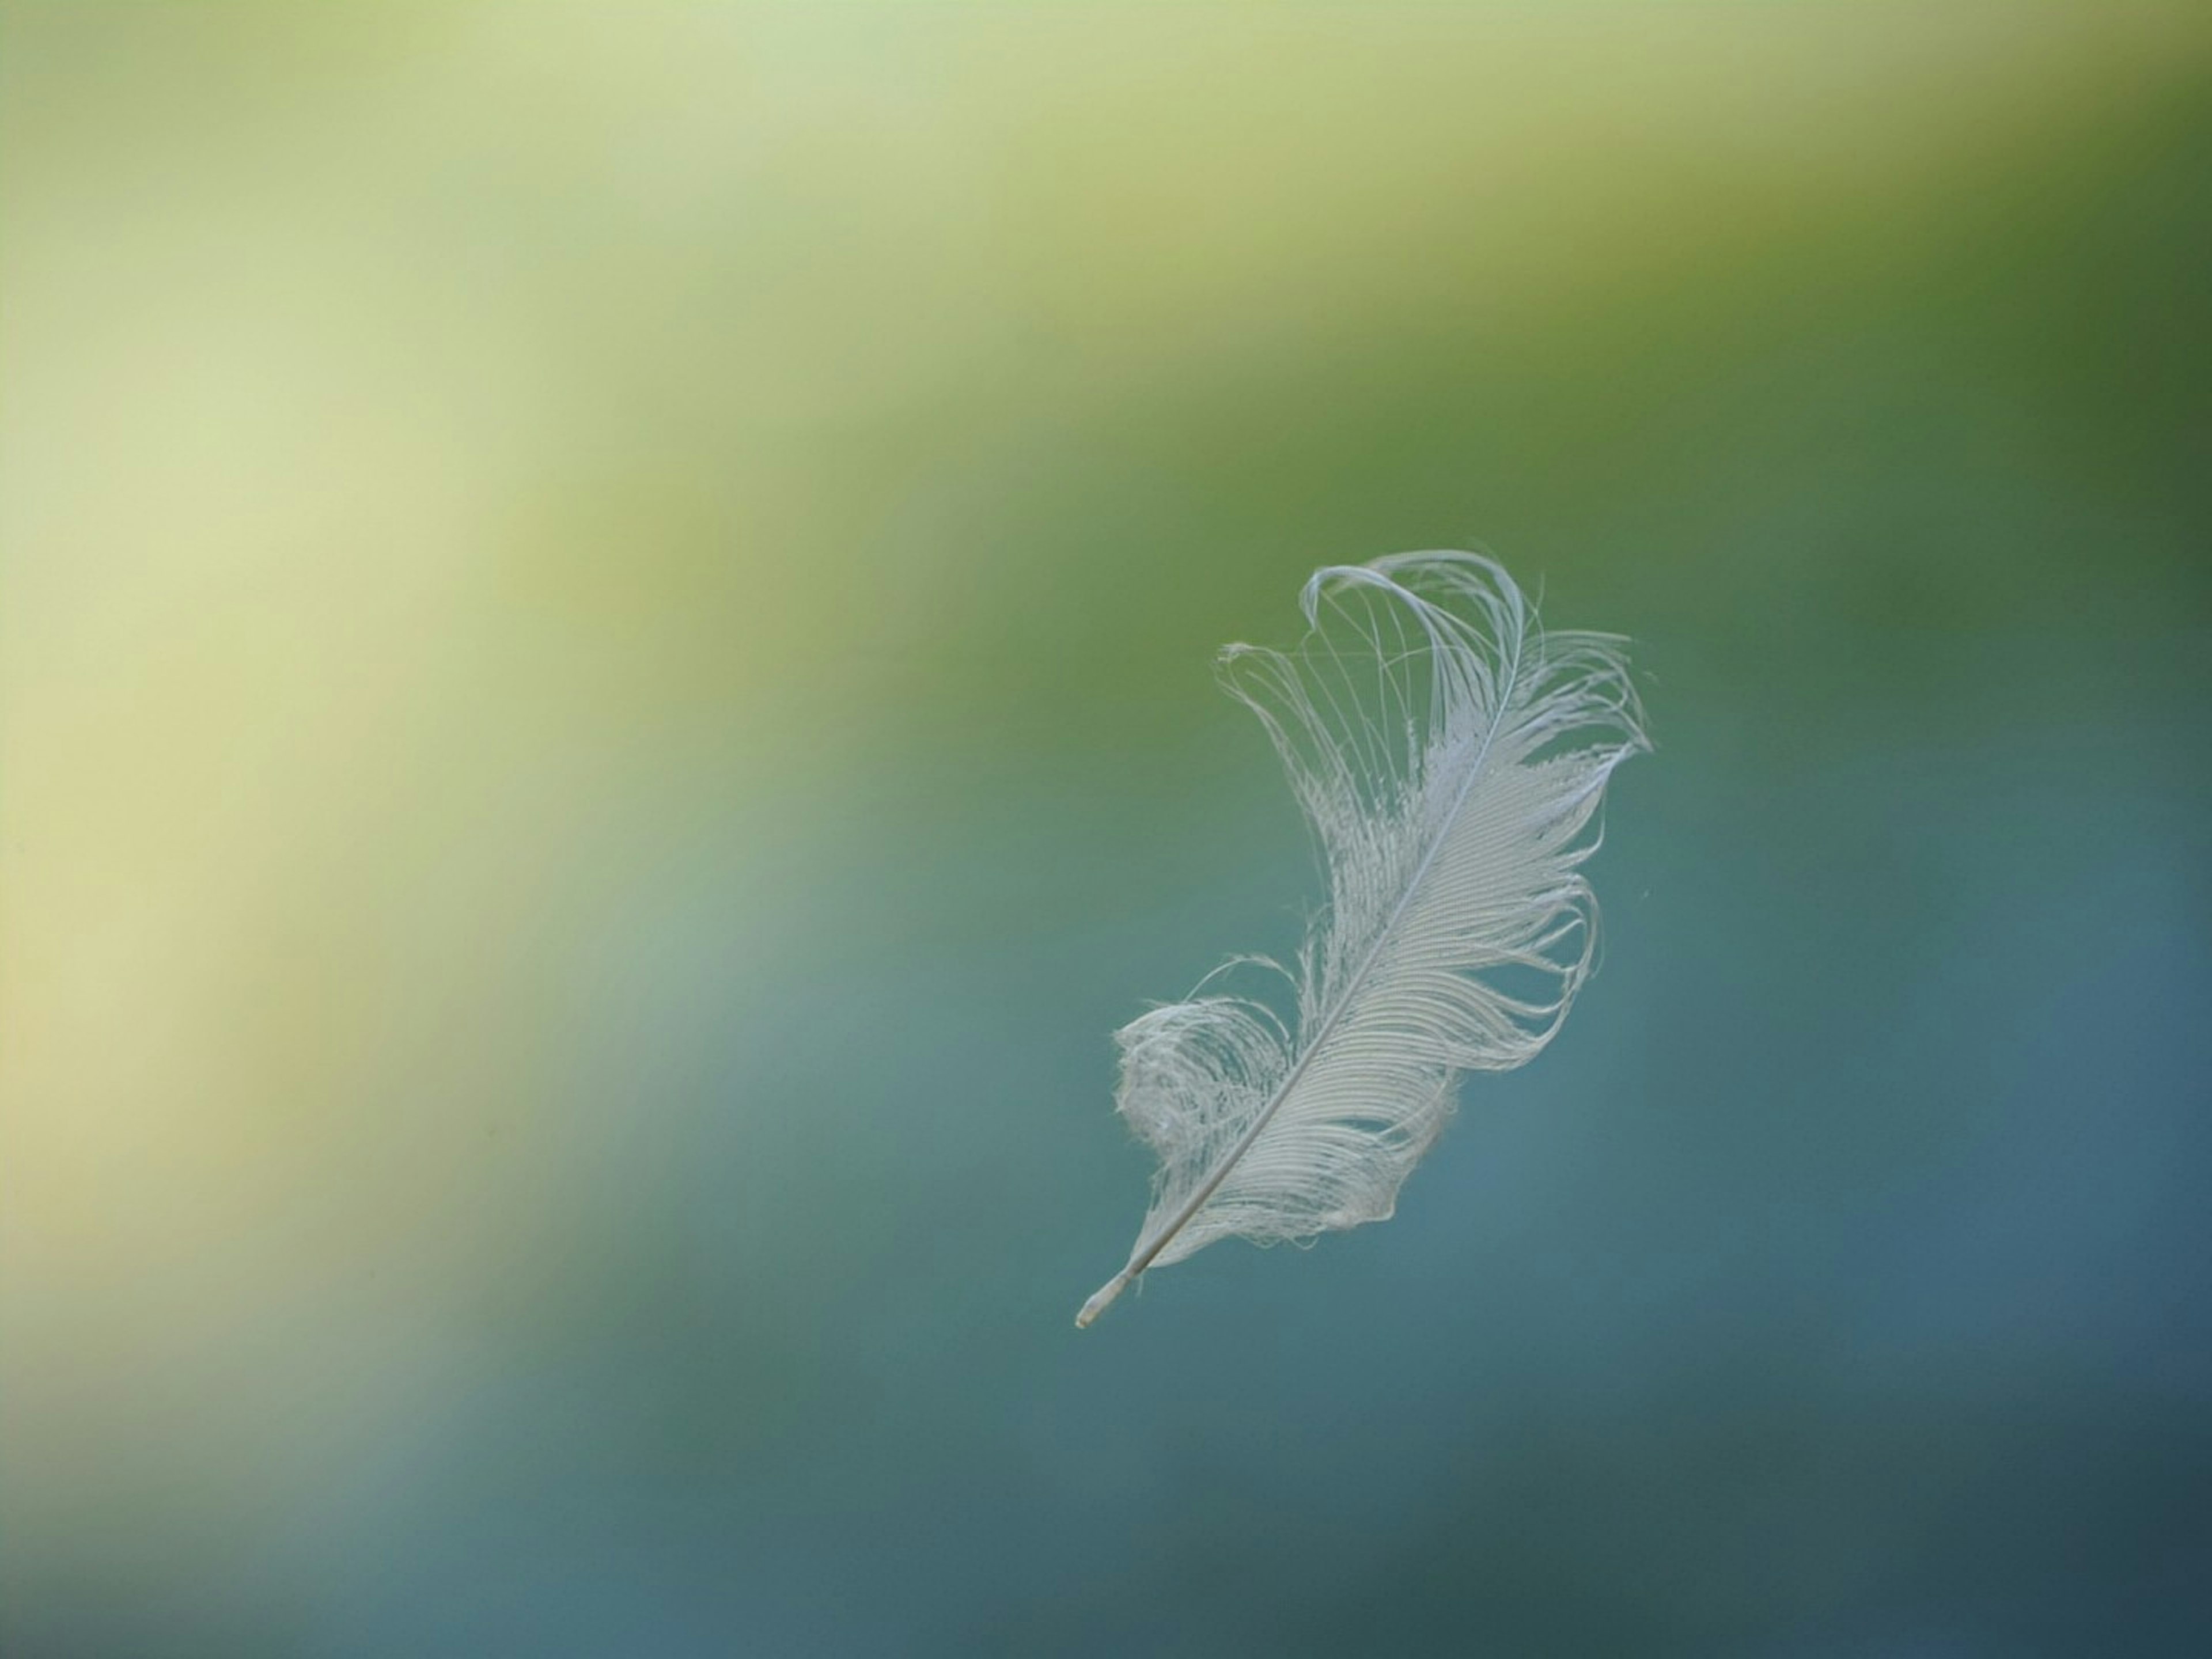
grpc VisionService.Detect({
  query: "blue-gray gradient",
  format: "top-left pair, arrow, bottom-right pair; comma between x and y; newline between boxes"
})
3,7 -> 2208,1655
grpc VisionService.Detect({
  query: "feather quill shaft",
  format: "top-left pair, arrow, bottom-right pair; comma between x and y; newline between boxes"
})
1077,551 -> 1645,1327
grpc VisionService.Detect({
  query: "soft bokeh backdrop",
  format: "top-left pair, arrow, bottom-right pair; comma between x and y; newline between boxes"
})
5,5 -> 2209,1654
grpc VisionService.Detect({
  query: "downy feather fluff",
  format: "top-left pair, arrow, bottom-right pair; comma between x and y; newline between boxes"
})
1077,551 -> 1646,1327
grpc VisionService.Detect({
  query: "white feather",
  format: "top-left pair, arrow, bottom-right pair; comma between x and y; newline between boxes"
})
1077,551 -> 1646,1327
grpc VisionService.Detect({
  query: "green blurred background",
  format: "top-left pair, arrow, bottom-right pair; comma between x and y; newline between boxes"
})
4,5 -> 2210,1654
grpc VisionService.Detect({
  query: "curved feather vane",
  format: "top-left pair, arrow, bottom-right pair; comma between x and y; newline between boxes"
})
1077,552 -> 1646,1327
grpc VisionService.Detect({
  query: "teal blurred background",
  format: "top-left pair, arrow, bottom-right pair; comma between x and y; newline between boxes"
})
4,5 -> 2210,1654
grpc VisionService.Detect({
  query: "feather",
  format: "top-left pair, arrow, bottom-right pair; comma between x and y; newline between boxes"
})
1076,551 -> 1646,1327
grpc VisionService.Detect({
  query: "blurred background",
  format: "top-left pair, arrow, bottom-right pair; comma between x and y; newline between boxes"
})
4,5 -> 2209,1654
